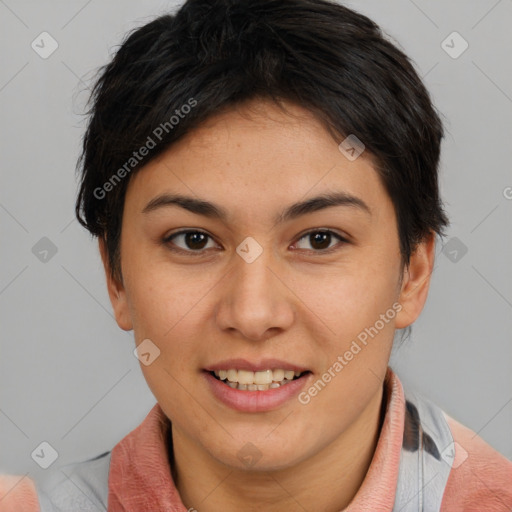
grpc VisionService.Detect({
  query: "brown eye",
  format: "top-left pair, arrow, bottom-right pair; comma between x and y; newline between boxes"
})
294,230 -> 347,252
164,230 -> 217,253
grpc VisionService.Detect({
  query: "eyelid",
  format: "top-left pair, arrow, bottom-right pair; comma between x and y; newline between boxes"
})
292,229 -> 349,252
163,228 -> 210,242
295,227 -> 350,243
162,229 -> 218,255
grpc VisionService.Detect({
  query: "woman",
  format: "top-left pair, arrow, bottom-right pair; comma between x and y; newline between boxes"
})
2,0 -> 511,510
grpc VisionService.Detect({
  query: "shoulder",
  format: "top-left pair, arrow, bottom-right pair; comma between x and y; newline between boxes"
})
395,375 -> 512,512
441,413 -> 512,512
0,451 -> 111,512
0,473 -> 40,512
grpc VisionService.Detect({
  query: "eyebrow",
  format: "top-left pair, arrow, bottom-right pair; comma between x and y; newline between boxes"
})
142,191 -> 371,224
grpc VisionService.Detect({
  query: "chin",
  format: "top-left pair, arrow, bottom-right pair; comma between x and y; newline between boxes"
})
209,437 -> 309,473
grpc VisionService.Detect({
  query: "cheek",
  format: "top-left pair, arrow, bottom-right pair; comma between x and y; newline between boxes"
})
299,261 -> 399,337
298,257 -> 399,406
123,261 -> 207,370
122,252 -> 185,336
295,274 -> 397,440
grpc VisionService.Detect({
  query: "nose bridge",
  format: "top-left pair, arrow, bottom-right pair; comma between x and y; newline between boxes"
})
216,239 -> 294,340
232,241 -> 280,312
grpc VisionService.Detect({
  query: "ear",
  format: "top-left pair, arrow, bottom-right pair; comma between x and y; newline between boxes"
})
98,237 -> 133,331
395,231 -> 436,329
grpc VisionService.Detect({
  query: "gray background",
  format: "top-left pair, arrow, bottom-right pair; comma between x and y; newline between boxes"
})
1,0 -> 511,482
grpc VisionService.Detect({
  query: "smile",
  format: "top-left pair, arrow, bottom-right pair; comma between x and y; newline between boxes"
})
210,369 -> 307,391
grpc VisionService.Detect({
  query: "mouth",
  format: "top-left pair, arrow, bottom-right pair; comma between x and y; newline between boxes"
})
209,368 -> 311,391
203,359 -> 313,412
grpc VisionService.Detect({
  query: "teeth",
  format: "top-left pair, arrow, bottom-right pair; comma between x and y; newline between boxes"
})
273,369 -> 284,381
237,370 -> 254,385
212,368 -> 306,390
254,370 -> 273,385
219,378 -> 295,391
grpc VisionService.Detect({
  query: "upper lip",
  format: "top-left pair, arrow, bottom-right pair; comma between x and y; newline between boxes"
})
205,358 -> 310,373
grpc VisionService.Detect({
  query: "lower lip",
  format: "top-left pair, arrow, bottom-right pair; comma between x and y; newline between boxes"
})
204,371 -> 312,413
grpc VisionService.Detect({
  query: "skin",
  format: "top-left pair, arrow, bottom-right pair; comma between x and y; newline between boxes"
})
99,98 -> 435,512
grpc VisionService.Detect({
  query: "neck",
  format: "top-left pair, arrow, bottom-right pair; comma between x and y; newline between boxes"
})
171,384 -> 385,512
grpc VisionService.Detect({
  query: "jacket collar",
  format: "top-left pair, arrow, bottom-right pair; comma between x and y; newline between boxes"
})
108,368 -> 406,511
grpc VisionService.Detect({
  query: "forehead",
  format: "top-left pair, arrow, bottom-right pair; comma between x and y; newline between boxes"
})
124,98 -> 391,223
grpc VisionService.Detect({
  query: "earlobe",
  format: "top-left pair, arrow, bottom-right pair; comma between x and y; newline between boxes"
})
395,232 -> 436,329
98,238 -> 133,331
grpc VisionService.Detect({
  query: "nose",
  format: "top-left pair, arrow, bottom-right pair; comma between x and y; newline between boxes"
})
214,247 -> 295,342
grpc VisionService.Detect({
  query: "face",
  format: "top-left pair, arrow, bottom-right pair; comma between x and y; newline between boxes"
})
101,98 -> 433,472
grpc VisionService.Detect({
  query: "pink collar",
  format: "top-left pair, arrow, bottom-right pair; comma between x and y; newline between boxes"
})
108,368 -> 405,512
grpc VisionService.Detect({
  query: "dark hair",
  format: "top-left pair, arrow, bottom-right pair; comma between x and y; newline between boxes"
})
75,0 -> 449,282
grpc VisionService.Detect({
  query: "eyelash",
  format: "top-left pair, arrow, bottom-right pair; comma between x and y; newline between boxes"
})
162,229 -> 349,256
